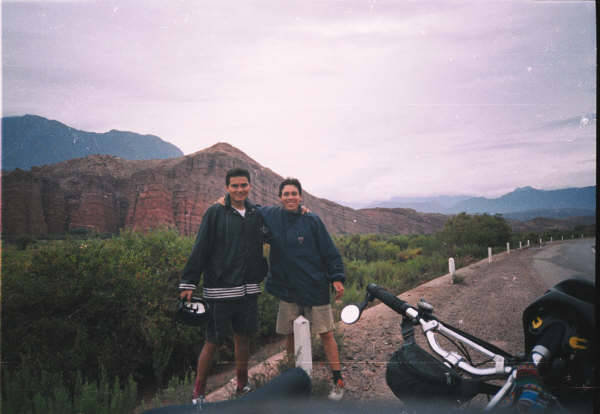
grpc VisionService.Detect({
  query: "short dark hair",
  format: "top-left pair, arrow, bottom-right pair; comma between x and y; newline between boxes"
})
226,168 -> 251,186
278,177 -> 302,197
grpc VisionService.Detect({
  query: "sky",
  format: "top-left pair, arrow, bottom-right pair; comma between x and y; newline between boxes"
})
2,0 -> 596,208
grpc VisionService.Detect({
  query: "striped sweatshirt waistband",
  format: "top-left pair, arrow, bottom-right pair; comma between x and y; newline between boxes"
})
202,283 -> 261,300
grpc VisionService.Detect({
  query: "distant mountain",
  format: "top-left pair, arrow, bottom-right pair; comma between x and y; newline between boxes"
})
366,194 -> 474,212
447,186 -> 596,215
367,186 -> 595,220
1,114 -> 183,170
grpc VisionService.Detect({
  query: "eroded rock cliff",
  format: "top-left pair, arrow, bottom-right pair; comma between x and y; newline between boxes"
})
1,143 -> 448,237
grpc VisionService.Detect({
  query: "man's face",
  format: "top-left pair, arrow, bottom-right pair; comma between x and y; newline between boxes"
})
226,176 -> 251,205
280,184 -> 302,211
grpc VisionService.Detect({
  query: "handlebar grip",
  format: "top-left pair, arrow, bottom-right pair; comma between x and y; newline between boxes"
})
366,283 -> 413,317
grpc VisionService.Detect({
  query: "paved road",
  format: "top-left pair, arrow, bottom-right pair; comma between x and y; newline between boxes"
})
531,238 -> 596,288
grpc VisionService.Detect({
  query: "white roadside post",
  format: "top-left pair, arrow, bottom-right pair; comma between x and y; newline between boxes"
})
519,241 -> 522,250
506,242 -> 510,254
550,236 -> 553,243
293,316 -> 312,377
488,247 -> 492,263
449,257 -> 456,284
562,236 -> 564,241
527,240 -> 530,247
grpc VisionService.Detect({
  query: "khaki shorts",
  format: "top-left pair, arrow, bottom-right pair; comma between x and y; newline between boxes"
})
276,300 -> 335,335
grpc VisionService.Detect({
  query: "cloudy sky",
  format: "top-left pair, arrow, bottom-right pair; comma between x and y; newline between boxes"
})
2,0 -> 596,207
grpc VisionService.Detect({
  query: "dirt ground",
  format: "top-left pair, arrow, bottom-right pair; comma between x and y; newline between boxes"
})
331,247 -> 549,404
203,246 -> 551,405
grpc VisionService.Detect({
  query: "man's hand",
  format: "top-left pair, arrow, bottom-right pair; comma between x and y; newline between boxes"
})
333,281 -> 344,301
180,290 -> 193,301
300,205 -> 311,215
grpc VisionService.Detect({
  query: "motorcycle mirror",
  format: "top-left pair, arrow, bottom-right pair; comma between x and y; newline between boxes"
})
341,304 -> 362,324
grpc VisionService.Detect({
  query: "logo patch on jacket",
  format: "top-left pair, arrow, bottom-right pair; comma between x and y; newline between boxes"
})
297,236 -> 304,245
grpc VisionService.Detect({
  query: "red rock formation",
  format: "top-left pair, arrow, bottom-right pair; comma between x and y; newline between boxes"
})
1,143 -> 449,237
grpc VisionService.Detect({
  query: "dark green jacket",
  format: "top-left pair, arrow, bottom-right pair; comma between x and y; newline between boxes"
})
180,195 -> 268,300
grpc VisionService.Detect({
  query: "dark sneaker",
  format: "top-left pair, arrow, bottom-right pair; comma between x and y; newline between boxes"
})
328,379 -> 345,401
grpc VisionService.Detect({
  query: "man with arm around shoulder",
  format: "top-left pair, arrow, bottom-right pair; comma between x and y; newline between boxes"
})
179,168 -> 267,406
260,177 -> 346,401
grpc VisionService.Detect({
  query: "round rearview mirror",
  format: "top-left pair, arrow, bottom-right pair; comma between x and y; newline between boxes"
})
341,304 -> 361,324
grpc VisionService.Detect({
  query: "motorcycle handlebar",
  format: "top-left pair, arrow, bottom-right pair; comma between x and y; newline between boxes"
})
366,283 -> 416,318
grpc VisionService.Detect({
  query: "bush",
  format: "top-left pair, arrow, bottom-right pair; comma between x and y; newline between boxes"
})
440,213 -> 512,253
1,229 -> 202,408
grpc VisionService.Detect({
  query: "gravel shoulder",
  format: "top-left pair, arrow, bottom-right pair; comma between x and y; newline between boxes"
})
320,246 -> 549,402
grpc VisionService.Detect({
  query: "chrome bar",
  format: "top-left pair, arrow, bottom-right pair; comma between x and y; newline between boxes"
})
485,369 -> 517,411
422,320 -> 513,376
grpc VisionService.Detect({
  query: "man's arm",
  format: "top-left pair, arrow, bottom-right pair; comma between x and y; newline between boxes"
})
179,207 -> 216,299
312,216 -> 345,300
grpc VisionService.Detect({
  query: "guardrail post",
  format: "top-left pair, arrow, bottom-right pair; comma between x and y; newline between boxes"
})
506,242 -> 510,254
449,257 -> 456,283
293,316 -> 312,377
519,241 -> 522,250
488,247 -> 492,263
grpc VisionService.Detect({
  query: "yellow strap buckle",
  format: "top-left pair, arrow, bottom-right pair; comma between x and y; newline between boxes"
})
531,317 -> 543,329
569,337 -> 588,350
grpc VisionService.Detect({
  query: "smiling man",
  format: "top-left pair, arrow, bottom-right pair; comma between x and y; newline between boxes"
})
179,168 -> 268,406
260,177 -> 347,400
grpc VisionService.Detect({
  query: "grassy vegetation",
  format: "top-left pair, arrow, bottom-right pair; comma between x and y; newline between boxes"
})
1,214 -> 592,412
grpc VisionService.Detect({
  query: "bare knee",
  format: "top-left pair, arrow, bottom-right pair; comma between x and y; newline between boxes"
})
320,330 -> 335,341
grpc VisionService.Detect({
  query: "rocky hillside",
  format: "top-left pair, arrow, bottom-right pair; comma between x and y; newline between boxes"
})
1,143 -> 449,237
1,115 -> 183,171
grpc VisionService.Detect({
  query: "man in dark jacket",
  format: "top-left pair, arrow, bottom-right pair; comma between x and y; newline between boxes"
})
179,168 -> 267,406
260,177 -> 346,400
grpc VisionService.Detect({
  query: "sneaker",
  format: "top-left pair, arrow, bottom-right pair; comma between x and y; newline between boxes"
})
235,383 -> 253,397
328,379 -> 345,401
191,395 -> 205,408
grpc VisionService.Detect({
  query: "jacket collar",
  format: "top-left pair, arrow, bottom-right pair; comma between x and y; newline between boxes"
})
225,194 -> 255,211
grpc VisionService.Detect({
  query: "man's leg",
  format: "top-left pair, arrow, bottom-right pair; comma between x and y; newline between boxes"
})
194,301 -> 229,401
285,333 -> 294,359
320,330 -> 341,372
311,304 -> 344,400
276,301 -> 300,360
193,341 -> 217,399
233,333 -> 250,390
320,330 -> 345,400
231,295 -> 259,393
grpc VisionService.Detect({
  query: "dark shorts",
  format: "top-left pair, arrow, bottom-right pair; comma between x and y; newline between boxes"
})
206,295 -> 259,344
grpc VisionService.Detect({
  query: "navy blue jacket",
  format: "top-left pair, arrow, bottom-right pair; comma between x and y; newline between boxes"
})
260,206 -> 345,306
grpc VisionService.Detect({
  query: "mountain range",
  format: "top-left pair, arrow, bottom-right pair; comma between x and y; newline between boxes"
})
1,115 -> 183,170
368,186 -> 595,219
0,115 -> 594,237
